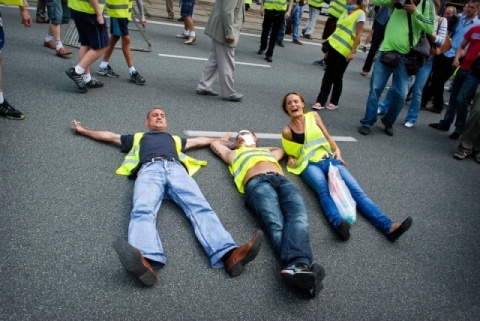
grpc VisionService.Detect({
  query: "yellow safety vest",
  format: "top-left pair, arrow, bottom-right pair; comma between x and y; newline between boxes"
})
68,0 -> 106,14
229,146 -> 283,193
264,0 -> 288,12
328,8 -> 363,57
327,0 -> 346,19
309,0 -> 323,10
115,132 -> 207,177
0,0 -> 23,5
106,0 -> 133,19
282,112 -> 332,175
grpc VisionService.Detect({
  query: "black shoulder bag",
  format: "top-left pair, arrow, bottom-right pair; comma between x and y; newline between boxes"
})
405,0 -> 431,75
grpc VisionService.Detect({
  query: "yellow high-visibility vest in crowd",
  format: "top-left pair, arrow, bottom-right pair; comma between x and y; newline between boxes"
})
68,0 -> 107,14
106,0 -> 133,19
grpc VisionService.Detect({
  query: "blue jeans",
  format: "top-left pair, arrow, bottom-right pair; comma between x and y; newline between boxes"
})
439,69 -> 480,133
360,54 -> 411,127
378,58 -> 433,124
128,161 -> 237,268
302,6 -> 320,36
277,4 -> 302,41
244,173 -> 313,268
300,158 -> 393,234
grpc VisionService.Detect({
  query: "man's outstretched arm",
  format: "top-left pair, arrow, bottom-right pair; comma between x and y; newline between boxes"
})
210,139 -> 236,165
72,119 -> 122,146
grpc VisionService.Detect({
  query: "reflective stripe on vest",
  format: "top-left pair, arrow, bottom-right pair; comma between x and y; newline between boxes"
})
328,9 -> 363,57
282,112 -> 332,175
115,133 -> 207,177
309,0 -> 323,9
69,0 -> 106,14
0,0 -> 23,6
106,0 -> 133,19
229,147 -> 282,193
327,0 -> 346,19
264,0 -> 288,11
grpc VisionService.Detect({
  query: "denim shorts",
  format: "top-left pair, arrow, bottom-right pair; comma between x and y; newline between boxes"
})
110,17 -> 129,37
70,9 -> 109,49
180,0 -> 195,17
46,0 -> 70,24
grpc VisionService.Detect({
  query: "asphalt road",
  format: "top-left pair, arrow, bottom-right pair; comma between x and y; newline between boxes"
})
1,5 -> 480,321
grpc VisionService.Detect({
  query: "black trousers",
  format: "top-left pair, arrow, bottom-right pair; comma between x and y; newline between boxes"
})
421,54 -> 455,110
317,48 -> 349,106
260,9 -> 285,57
362,20 -> 387,73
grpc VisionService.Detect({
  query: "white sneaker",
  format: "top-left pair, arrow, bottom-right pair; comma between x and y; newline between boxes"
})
326,103 -> 338,110
377,108 -> 384,115
404,122 -> 414,128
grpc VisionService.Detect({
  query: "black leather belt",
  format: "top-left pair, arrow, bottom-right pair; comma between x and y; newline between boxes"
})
245,172 -> 282,187
147,157 -> 177,163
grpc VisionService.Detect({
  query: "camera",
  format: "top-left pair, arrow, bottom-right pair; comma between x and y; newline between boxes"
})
394,0 -> 411,9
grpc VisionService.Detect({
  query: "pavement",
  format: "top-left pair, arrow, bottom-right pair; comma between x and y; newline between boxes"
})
1,4 -> 479,321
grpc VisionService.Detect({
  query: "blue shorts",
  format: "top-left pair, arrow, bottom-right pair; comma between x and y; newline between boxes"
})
70,9 -> 109,49
180,0 -> 195,17
46,0 -> 70,24
0,11 -> 4,51
110,17 -> 129,37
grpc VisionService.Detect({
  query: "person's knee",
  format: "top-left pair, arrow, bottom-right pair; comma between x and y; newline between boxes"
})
121,35 -> 131,46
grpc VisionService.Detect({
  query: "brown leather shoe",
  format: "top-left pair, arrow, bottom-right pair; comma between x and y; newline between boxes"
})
185,36 -> 197,45
44,40 -> 56,50
56,47 -> 72,57
113,239 -> 158,286
292,39 -> 303,45
225,230 -> 264,277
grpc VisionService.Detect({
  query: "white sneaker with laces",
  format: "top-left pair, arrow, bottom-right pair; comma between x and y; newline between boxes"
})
404,122 -> 414,128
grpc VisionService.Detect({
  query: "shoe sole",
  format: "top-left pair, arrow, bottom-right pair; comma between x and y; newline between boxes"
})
197,90 -> 218,96
131,79 -> 146,85
113,239 -> 157,286
228,230 -> 264,277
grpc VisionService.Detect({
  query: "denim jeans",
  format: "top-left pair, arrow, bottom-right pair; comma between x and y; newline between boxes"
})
277,4 -> 302,42
128,161 -> 237,268
439,69 -> 480,133
378,58 -> 433,124
244,173 -> 313,268
300,158 -> 393,234
360,54 -> 411,127
303,6 -> 320,36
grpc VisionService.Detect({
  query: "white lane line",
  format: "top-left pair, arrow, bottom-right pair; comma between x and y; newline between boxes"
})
158,54 -> 271,67
184,130 -> 357,142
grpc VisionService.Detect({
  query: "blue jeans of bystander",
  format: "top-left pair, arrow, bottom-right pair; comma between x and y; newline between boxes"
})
360,54 -> 411,127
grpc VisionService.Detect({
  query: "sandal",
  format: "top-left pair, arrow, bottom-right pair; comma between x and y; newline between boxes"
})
312,103 -> 324,110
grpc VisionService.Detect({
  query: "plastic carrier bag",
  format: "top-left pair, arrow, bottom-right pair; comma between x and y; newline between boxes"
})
328,163 -> 356,224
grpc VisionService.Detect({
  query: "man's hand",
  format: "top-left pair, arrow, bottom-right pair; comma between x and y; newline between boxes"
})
96,13 -> 105,25
287,156 -> 297,168
403,2 -> 417,14
72,119 -> 85,135
20,8 -> 32,27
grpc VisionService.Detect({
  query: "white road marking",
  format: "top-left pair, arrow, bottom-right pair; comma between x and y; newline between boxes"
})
184,130 -> 357,142
158,54 -> 271,67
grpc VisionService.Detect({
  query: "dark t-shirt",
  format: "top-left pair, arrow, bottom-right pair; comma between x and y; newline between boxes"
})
120,131 -> 187,165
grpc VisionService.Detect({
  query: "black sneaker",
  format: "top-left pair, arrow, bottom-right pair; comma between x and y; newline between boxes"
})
281,263 -> 326,297
65,67 -> 87,92
313,59 -> 326,67
85,78 -> 104,89
130,71 -> 146,85
96,65 -> 119,78
0,100 -> 25,120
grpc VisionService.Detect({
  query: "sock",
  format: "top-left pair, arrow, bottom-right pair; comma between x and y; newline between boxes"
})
0,92 -> 4,104
55,40 -> 63,51
189,31 -> 196,37
184,30 -> 189,36
75,65 -> 85,75
128,66 -> 136,75
45,34 -> 53,42
99,61 -> 109,69
83,73 -> 92,83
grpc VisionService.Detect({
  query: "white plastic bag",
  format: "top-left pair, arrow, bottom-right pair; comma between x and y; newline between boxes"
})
328,163 -> 356,224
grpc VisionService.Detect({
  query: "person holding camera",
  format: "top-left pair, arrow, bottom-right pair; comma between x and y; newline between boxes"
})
359,0 -> 434,136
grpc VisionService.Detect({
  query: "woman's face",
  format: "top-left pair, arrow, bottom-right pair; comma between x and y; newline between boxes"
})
285,94 -> 305,117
